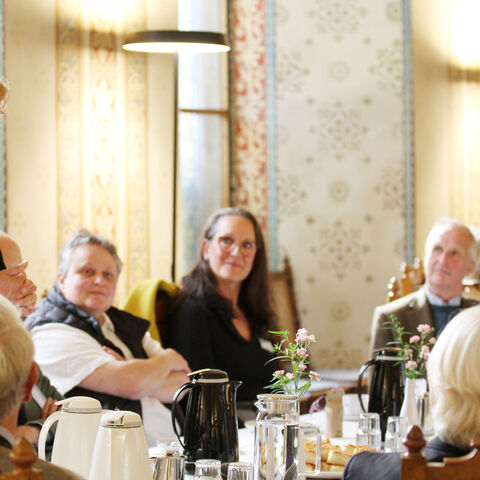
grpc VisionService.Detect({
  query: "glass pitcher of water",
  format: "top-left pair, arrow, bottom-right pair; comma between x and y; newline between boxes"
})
254,394 -> 321,480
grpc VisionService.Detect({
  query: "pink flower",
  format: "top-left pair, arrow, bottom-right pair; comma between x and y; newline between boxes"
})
296,348 -> 308,358
274,370 -> 284,376
417,324 -> 431,334
405,348 -> 413,356
309,371 -> 321,381
419,345 -> 430,360
295,328 -> 310,342
286,372 -> 295,380
409,335 -> 420,343
308,334 -> 317,343
429,337 -> 436,344
405,360 -> 417,370
298,363 -> 307,371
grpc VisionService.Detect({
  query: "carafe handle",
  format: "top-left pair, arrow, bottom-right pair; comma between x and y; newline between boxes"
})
171,382 -> 194,448
357,359 -> 377,413
298,423 -> 322,476
38,410 -> 61,460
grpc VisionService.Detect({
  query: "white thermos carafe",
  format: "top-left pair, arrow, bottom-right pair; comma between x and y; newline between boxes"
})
38,396 -> 102,479
89,410 -> 151,480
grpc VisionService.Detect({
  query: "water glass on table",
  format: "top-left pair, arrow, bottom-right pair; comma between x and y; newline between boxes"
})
384,416 -> 408,453
227,462 -> 253,480
356,412 -> 381,450
194,459 -> 222,480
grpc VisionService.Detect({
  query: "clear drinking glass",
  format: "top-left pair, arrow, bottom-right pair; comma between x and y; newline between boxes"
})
356,412 -> 381,450
227,462 -> 253,480
384,416 -> 408,452
194,459 -> 222,480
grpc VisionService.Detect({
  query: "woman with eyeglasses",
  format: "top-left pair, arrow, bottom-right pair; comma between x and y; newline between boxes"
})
167,207 -> 278,408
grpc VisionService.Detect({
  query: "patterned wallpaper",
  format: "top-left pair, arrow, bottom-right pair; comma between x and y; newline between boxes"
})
274,0 -> 407,368
230,1 -> 408,368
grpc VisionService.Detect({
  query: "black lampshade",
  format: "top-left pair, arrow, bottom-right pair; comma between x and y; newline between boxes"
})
122,30 -> 230,53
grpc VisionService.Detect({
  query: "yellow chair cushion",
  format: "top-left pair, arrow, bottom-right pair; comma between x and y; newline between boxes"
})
122,279 -> 179,344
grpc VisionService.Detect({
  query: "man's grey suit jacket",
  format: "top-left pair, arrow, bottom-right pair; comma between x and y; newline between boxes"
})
370,288 -> 478,355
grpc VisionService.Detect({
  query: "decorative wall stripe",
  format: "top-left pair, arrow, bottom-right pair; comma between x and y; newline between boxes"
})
56,0 -> 82,248
402,0 -> 415,263
0,0 -> 5,232
231,0 -> 269,234
89,8 -> 118,240
124,1 -> 149,291
265,0 -> 277,270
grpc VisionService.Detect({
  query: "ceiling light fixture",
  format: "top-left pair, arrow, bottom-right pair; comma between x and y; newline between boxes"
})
122,30 -> 230,54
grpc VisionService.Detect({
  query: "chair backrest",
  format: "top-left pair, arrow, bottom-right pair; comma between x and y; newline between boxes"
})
269,256 -> 300,342
387,258 -> 425,302
122,279 -> 179,344
401,425 -> 480,480
0,438 -> 43,479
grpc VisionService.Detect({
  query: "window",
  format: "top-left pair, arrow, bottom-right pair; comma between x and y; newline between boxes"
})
176,0 -> 230,277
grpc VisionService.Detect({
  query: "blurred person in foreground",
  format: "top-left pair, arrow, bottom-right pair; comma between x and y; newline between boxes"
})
167,208 -> 278,410
0,79 -> 57,449
370,217 -> 478,353
0,232 -> 61,447
0,294 -> 82,479
0,80 -> 36,317
25,229 -> 190,446
344,304 -> 480,479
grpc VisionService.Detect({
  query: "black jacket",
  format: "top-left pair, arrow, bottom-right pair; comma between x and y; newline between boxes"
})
343,436 -> 470,480
25,287 -> 150,416
167,294 -> 278,403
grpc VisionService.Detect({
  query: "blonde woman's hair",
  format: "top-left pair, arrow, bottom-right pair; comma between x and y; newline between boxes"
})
428,304 -> 480,448
0,295 -> 33,418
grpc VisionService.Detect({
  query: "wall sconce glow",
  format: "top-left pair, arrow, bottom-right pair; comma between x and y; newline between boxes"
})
122,30 -> 230,53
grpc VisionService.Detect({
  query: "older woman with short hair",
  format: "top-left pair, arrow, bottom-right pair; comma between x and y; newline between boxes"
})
167,207 -> 278,405
344,304 -> 480,479
25,229 -> 190,446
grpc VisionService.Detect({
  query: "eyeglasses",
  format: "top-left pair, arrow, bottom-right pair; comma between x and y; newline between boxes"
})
213,235 -> 257,257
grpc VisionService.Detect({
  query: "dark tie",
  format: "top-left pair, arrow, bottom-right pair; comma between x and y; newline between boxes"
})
429,304 -> 461,335
17,403 -> 27,425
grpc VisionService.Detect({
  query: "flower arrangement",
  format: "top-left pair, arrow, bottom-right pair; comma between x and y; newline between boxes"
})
266,328 -> 321,399
387,315 -> 436,379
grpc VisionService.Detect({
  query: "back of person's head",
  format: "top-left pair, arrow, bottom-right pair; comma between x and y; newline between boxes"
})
428,304 -> 480,448
0,295 -> 34,419
57,228 -> 123,281
424,217 -> 477,263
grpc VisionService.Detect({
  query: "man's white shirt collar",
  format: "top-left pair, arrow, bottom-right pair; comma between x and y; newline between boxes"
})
0,425 -> 15,447
425,287 -> 462,307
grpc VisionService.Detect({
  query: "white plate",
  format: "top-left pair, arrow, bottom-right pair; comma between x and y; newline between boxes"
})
305,472 -> 342,479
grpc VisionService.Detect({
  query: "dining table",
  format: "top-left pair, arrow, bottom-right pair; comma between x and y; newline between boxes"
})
149,408 -> 358,479
237,409 -> 359,479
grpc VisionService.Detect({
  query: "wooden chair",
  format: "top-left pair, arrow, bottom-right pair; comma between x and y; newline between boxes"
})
387,258 -> 425,302
463,278 -> 480,300
401,425 -> 480,480
0,438 -> 43,479
269,256 -> 300,342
